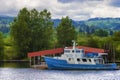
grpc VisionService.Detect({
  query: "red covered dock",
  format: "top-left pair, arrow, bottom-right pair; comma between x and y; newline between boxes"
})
27,46 -> 105,68
28,46 -> 105,57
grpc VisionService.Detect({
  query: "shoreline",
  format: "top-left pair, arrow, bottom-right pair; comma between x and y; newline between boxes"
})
0,60 -> 29,62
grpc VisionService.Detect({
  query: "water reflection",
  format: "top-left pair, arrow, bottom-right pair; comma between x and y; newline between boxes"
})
0,61 -> 29,68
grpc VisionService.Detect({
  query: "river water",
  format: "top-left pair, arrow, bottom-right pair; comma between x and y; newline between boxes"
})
0,62 -> 120,80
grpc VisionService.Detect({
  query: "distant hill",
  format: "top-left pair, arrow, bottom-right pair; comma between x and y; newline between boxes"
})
53,18 -> 120,30
86,18 -> 120,30
0,16 -> 120,34
0,16 -> 14,33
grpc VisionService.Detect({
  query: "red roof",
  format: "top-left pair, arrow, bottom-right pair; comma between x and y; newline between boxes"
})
28,48 -> 63,57
76,46 -> 104,53
28,46 -> 105,57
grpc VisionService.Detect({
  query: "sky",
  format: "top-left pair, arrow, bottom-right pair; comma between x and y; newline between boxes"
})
0,0 -> 120,20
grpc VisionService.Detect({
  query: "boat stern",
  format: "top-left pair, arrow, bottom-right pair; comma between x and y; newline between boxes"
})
111,63 -> 118,69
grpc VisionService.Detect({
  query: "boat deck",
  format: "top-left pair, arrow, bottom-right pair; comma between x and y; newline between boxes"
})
30,60 -> 120,70
31,64 -> 120,70
30,61 -> 120,70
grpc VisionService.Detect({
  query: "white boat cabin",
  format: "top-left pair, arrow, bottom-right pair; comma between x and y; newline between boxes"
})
54,41 -> 107,65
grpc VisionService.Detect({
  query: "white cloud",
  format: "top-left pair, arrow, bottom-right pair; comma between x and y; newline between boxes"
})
0,0 -> 120,20
91,0 -> 120,18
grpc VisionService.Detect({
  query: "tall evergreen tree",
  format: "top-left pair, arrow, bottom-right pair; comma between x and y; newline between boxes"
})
10,8 -> 53,59
0,32 -> 4,60
57,16 -> 76,47
10,8 -> 31,58
29,9 -> 53,51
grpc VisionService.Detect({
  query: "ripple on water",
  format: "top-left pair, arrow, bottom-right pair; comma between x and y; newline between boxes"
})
0,68 -> 120,80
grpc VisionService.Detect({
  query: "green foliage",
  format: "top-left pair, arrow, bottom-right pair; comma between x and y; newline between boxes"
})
57,16 -> 76,47
10,8 -> 31,59
86,36 -> 99,48
4,36 -> 18,60
112,31 -> 120,41
10,8 -> 53,59
111,32 -> 120,60
115,44 -> 120,60
29,9 -> 53,51
0,32 -> 4,60
77,33 -> 88,46
94,29 -> 108,37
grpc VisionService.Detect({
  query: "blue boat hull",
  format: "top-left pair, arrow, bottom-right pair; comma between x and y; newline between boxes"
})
44,57 -> 118,70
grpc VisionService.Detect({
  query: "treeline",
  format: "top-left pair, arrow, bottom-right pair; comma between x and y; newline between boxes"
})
79,25 -> 113,37
0,8 -> 120,60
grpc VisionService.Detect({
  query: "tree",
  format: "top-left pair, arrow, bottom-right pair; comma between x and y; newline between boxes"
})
4,36 -> 18,60
112,31 -> 120,41
10,8 -> 53,59
10,8 -> 31,59
87,36 -> 99,48
29,9 -> 53,51
57,16 -> 76,47
94,29 -> 108,37
0,32 -> 4,60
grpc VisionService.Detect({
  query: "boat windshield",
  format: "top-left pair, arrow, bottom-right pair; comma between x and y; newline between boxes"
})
94,58 -> 104,64
76,50 -> 80,53
65,50 -> 70,53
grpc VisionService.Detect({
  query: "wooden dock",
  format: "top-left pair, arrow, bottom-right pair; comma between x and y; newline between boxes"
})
118,66 -> 120,70
31,63 -> 48,70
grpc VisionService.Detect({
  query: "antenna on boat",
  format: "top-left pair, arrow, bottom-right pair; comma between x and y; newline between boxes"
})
72,40 -> 76,50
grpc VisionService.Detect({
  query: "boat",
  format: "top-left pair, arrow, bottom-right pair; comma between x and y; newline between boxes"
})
44,41 -> 118,70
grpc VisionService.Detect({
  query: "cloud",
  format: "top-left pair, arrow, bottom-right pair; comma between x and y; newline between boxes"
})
58,0 -> 73,3
58,0 -> 103,3
0,0 -> 120,20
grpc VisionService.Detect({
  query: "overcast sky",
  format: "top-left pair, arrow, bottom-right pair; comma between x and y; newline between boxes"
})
0,0 -> 120,20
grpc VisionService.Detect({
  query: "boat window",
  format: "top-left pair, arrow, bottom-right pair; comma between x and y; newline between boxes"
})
94,59 -> 96,62
82,59 -> 87,62
99,59 -> 103,64
76,50 -> 80,53
77,58 -> 80,62
72,50 -> 74,53
81,49 -> 84,53
68,58 -> 71,61
94,59 -> 99,63
65,50 -> 70,53
89,59 -> 91,62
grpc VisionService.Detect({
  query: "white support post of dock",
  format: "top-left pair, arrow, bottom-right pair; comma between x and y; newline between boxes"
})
29,57 -> 32,67
38,56 -> 40,65
40,56 -> 41,64
34,56 -> 35,66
